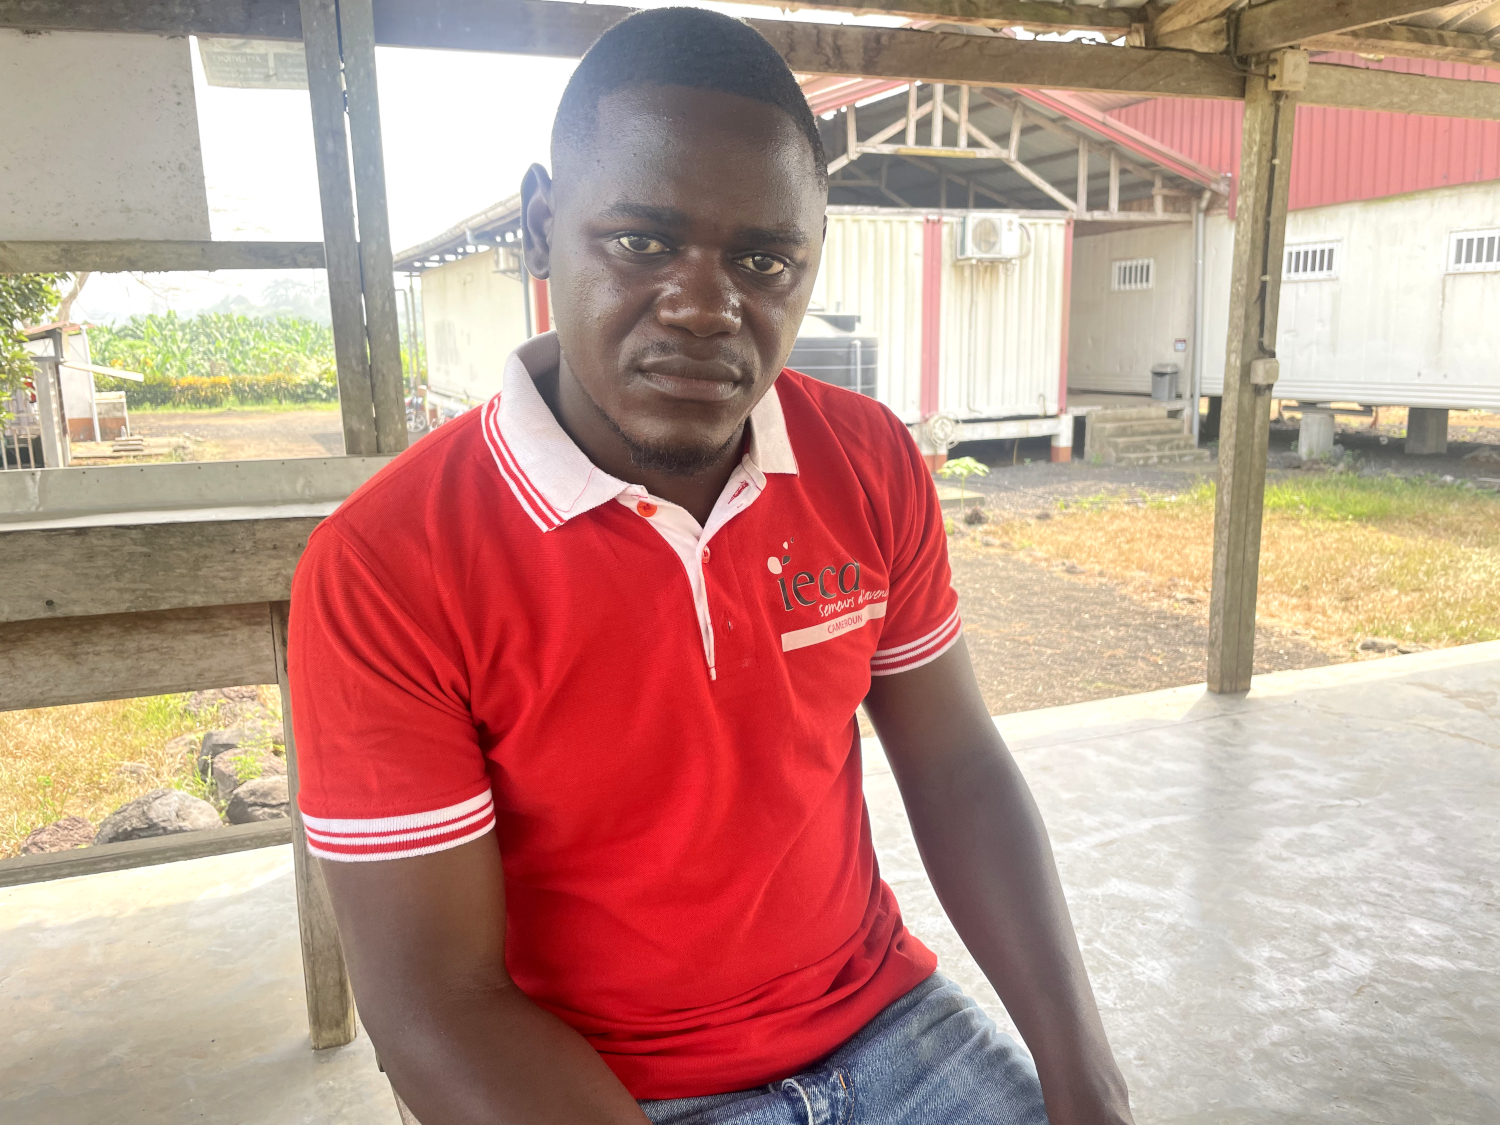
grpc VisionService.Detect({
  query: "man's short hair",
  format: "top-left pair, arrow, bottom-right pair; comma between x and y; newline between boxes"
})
551,7 -> 828,187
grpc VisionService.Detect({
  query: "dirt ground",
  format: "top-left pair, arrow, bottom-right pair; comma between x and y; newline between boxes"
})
99,409 -> 345,462
949,544 -> 1329,716
936,452 -> 1332,716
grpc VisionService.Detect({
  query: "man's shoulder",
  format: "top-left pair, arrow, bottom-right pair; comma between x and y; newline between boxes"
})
776,367 -> 911,459
312,402 -> 496,559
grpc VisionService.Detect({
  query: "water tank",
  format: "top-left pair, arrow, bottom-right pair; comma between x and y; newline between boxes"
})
786,313 -> 878,398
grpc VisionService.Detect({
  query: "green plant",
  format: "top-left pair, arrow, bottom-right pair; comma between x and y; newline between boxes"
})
1,273 -> 66,399
938,456 -> 990,508
89,312 -> 338,408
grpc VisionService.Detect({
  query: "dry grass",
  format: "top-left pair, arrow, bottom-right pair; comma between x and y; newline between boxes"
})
0,687 -> 280,858
987,474 -> 1500,656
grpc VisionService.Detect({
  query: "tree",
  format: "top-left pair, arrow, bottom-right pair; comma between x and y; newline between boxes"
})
1,273 -> 66,397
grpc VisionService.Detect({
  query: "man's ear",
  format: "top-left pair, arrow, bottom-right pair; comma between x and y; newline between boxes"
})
521,163 -> 555,281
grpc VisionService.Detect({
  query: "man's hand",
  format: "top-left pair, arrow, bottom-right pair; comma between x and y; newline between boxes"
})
864,638 -> 1134,1125
320,835 -> 651,1125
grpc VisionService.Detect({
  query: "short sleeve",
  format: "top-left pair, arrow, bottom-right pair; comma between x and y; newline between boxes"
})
869,420 -> 962,677
288,525 -> 494,861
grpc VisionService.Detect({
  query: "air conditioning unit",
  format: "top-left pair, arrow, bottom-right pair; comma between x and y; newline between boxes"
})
959,212 -> 1024,261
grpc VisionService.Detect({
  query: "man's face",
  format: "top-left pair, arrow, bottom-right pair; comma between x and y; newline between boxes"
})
523,84 -> 827,473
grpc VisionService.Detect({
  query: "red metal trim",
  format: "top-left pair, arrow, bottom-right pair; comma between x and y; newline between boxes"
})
1020,88 -> 1227,189
920,217 -> 943,418
1058,217 -> 1073,417
534,277 -> 551,334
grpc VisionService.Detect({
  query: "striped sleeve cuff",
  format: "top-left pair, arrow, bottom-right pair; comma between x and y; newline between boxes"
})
869,609 -> 963,677
301,789 -> 496,862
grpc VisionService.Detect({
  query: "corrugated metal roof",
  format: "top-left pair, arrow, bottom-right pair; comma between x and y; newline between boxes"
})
1110,53 -> 1500,213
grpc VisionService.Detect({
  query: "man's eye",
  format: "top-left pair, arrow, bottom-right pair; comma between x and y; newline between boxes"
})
617,235 -> 668,255
738,254 -> 786,276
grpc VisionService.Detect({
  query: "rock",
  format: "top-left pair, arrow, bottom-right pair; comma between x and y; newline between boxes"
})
1396,642 -> 1428,655
1358,637 -> 1400,654
198,726 -> 279,778
1463,445 -> 1500,464
163,733 -> 199,762
1034,511 -> 1053,521
211,747 -> 286,801
1063,563 -> 1084,574
114,761 -> 151,782
185,687 -> 279,732
962,506 -> 988,526
20,816 -> 96,855
226,775 -> 290,824
979,536 -> 1000,548
94,789 -> 221,844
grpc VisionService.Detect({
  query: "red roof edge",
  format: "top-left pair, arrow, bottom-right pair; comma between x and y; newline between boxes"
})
1020,87 -> 1229,191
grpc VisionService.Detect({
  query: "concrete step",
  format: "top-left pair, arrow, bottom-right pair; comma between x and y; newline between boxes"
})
1109,433 -> 1200,455
1088,406 -> 1171,424
1115,447 -> 1212,466
1091,419 -> 1187,441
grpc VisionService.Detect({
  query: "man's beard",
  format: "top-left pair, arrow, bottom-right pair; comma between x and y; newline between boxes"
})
594,404 -> 741,477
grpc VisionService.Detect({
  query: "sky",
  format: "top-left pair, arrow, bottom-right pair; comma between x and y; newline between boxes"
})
75,1 -> 916,325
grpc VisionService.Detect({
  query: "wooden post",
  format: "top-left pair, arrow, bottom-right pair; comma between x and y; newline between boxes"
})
337,0 -> 408,456
1108,150 -> 1120,213
301,0 -> 378,457
930,83 -> 944,146
271,600 -> 358,1049
1076,139 -> 1089,213
905,83 -> 918,146
1207,74 -> 1297,693
957,84 -> 969,149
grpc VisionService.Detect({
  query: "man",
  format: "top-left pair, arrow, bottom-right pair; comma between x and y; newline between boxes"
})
290,9 -> 1133,1124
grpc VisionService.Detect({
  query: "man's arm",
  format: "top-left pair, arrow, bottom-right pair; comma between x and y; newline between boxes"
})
863,637 -> 1134,1125
320,836 -> 652,1125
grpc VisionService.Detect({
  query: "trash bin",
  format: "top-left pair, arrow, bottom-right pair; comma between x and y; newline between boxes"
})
1151,363 -> 1181,401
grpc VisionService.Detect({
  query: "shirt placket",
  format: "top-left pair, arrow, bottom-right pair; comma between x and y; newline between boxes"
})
620,460 -> 768,681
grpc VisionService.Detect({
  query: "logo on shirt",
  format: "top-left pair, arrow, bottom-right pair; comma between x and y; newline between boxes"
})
767,539 -> 865,615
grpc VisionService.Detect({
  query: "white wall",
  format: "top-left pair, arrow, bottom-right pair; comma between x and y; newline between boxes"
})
0,30 -> 210,240
814,210 -> 1068,423
1197,182 -> 1500,409
419,250 -> 528,402
1066,222 -> 1196,396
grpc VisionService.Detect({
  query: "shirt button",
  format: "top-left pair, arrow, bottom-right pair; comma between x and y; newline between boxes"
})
636,500 -> 658,518
701,546 -> 711,562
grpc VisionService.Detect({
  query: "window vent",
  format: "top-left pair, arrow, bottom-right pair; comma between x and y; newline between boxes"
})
1285,240 -> 1340,281
1448,228 -> 1500,274
1111,258 -> 1153,291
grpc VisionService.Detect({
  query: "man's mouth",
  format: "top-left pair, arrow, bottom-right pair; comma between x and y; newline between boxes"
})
635,360 -> 744,403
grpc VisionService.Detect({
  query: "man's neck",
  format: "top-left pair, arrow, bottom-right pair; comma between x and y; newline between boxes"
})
536,358 -> 743,528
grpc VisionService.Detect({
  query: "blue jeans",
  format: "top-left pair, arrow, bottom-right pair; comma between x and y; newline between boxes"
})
639,974 -> 1049,1125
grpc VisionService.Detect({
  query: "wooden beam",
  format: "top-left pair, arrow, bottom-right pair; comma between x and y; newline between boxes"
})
1303,60 -> 1500,119
1154,0 -> 1238,37
1076,137 -> 1089,212
0,241 -> 325,273
271,601 -> 358,1051
1236,0 -> 1456,56
729,0 -> 1135,32
338,0 -> 408,457
0,820 -> 291,889
0,518 -> 320,624
1207,74 -> 1296,695
0,603 -> 277,711
301,0 -> 378,458
1304,25 -> 1500,66
1003,153 -> 1078,210
1156,16 -> 1228,54
7,0 -> 1498,117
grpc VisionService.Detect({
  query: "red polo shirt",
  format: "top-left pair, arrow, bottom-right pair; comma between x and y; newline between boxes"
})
289,333 -> 962,1099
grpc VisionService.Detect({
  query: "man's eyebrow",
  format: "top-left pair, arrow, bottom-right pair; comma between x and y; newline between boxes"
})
597,203 -> 689,226
736,225 -> 810,249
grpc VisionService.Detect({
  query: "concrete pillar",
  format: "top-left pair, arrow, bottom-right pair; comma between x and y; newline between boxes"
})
1406,407 -> 1449,456
1298,411 -> 1335,460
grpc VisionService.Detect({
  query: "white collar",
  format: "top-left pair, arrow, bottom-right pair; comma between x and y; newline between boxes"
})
481,332 -> 797,532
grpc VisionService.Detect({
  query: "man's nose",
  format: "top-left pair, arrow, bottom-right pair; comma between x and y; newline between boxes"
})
655,251 -> 742,337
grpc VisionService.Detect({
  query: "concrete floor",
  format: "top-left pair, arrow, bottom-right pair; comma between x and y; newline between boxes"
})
3,644 -> 1497,1124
